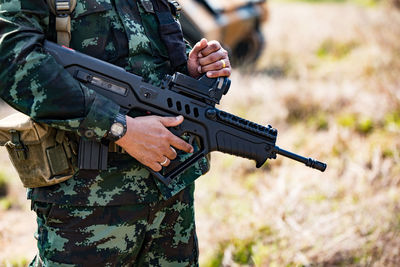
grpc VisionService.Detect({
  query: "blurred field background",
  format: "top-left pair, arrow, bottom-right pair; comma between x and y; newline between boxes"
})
1,0 -> 400,266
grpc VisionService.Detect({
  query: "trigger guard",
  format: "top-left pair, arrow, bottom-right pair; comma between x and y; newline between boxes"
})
169,125 -> 185,136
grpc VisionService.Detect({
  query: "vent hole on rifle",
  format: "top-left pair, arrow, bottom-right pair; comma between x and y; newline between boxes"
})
176,101 -> 182,111
194,108 -> 199,117
167,98 -> 173,108
185,104 -> 190,115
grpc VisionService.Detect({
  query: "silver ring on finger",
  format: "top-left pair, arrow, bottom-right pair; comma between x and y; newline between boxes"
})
160,157 -> 168,166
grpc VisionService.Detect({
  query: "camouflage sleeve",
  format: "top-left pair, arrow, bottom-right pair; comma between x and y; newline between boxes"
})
174,39 -> 192,75
185,39 -> 193,56
0,0 -> 120,141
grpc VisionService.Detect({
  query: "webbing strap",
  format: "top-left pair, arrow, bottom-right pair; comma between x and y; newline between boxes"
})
149,0 -> 187,68
55,16 -> 71,46
46,0 -> 77,46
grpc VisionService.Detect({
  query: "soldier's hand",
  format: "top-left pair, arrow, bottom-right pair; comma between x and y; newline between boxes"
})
188,38 -> 232,79
115,115 -> 193,172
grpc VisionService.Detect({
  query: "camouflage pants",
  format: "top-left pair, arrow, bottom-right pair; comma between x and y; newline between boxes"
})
29,188 -> 198,267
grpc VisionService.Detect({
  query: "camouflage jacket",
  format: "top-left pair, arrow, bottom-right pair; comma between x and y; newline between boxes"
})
0,0 -> 207,204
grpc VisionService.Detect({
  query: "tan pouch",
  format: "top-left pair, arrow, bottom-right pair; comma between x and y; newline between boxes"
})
0,112 -> 78,188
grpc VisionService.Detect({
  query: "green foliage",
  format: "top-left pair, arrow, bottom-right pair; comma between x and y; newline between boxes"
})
356,117 -> 374,134
384,110 -> 400,130
243,173 -> 261,191
352,194 -> 360,204
203,243 -> 227,267
0,197 -> 12,210
331,137 -> 349,156
307,111 -> 329,131
305,193 -> 328,203
353,0 -> 380,7
382,148 -> 394,158
258,225 -> 274,237
0,171 -> 9,197
337,113 -> 357,128
252,243 -> 272,266
204,226 -> 277,266
232,238 -> 255,264
2,257 -> 30,267
368,131 -> 400,160
336,113 -> 375,135
317,39 -> 358,60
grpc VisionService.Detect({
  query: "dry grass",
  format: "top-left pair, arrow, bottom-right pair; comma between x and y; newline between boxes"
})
1,1 -> 400,266
195,2 -> 400,266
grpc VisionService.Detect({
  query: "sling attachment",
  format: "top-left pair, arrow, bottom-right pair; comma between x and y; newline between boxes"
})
141,0 -> 155,13
149,0 -> 187,68
46,0 -> 77,47
168,0 -> 182,17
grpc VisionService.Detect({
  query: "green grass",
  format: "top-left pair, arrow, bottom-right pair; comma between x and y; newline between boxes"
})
316,39 -> 359,61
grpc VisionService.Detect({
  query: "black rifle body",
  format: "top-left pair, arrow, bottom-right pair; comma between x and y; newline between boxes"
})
44,41 -> 326,185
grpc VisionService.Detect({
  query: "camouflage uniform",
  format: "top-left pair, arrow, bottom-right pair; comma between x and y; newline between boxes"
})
0,0 -> 207,265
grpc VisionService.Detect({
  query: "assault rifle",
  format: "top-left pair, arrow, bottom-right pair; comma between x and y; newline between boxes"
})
44,41 -> 327,185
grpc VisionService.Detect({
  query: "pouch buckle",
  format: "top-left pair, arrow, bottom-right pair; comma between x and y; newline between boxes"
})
56,0 -> 71,13
8,130 -> 28,160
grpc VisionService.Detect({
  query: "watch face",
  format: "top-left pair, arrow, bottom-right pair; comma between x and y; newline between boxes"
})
110,122 -> 124,136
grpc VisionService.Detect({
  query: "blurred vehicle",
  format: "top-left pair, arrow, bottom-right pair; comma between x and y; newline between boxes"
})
179,0 -> 269,66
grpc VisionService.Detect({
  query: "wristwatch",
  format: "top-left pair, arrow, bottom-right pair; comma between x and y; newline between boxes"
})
105,112 -> 127,141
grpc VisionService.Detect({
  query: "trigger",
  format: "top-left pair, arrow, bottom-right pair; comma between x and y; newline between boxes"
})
188,134 -> 195,146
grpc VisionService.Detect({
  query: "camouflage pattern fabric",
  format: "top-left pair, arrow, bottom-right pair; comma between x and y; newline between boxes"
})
0,0 -> 208,264
30,184 -> 198,266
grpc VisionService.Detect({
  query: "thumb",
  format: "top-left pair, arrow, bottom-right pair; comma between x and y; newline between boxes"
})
188,38 -> 208,60
160,115 -> 184,127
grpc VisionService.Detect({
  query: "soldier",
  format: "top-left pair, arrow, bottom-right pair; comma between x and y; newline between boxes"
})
0,0 -> 231,265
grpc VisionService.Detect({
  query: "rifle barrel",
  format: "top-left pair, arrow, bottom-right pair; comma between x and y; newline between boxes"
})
275,147 -> 327,172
